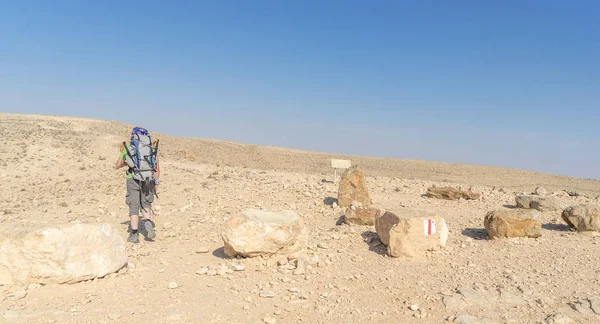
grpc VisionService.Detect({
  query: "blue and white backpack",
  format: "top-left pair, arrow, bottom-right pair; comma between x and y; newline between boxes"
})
123,127 -> 159,183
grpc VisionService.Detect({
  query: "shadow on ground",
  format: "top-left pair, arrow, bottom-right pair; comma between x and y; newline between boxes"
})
502,205 -> 519,209
462,228 -> 488,240
324,197 -> 338,206
212,247 -> 231,259
361,231 -> 387,256
542,223 -> 572,232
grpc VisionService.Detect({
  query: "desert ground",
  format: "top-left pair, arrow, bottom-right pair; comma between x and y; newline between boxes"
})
1,112 -> 600,324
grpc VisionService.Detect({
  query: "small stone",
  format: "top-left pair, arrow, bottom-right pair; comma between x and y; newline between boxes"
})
243,304 -> 251,310
263,317 -> 277,324
196,246 -> 210,254
167,282 -> 179,289
196,268 -> 208,275
108,314 -> 121,320
27,283 -> 41,290
231,264 -> 246,271
409,305 -> 419,311
260,290 -> 276,298
166,313 -> 182,321
9,288 -> 27,300
3,310 -> 20,319
317,243 -> 329,249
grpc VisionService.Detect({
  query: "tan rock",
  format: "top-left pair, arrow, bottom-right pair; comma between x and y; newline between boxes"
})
484,209 -> 542,239
534,187 -> 548,196
425,187 -> 480,200
515,195 -> 536,208
562,204 -> 600,232
531,197 -> 563,212
0,223 -> 128,285
375,209 -> 449,258
221,209 -> 308,258
337,166 -> 371,208
516,195 -> 562,212
344,205 -> 382,226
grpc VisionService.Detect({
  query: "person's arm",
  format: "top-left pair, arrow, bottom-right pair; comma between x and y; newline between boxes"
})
153,158 -> 160,195
116,145 -> 127,169
116,156 -> 126,169
155,159 -> 160,179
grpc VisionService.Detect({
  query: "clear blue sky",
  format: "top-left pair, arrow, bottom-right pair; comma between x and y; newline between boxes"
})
1,1 -> 599,179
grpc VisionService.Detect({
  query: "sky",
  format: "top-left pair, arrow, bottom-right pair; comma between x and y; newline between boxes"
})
1,1 -> 599,179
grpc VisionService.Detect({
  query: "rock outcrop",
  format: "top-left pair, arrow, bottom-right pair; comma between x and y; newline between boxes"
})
375,209 -> 449,258
562,204 -> 600,232
425,187 -> 480,201
221,209 -> 308,258
0,223 -> 128,285
516,195 -> 562,212
337,166 -> 371,208
484,209 -> 542,239
344,205 -> 382,226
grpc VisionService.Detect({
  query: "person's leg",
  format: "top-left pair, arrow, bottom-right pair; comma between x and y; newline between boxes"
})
141,182 -> 156,240
126,178 -> 141,243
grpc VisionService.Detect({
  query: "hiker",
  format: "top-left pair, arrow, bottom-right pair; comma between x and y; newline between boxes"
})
115,127 -> 160,243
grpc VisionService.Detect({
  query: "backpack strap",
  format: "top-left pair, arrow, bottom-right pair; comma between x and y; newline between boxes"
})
122,141 -> 144,180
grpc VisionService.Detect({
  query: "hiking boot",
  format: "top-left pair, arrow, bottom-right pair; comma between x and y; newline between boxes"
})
143,219 -> 156,240
127,232 -> 140,243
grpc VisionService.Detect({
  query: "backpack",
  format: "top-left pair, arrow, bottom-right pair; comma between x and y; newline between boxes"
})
123,127 -> 159,183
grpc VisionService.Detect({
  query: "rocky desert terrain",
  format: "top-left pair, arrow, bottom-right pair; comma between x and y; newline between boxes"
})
1,112 -> 600,324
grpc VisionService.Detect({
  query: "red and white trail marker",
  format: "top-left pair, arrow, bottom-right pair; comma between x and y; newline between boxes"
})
424,219 -> 437,235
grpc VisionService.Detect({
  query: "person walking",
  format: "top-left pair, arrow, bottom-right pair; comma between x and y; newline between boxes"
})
115,127 -> 160,243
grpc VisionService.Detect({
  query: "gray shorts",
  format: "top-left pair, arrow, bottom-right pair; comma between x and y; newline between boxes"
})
126,178 -> 154,216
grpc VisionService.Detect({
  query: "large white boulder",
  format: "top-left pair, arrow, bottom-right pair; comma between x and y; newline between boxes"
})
221,209 -> 308,258
0,223 -> 128,285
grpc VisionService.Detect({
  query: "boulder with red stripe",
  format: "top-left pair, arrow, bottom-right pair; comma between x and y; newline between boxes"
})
374,209 -> 449,258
